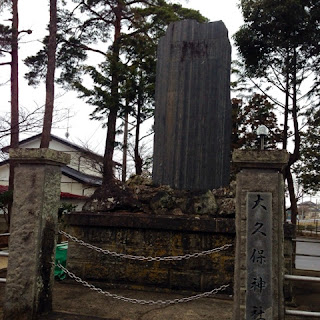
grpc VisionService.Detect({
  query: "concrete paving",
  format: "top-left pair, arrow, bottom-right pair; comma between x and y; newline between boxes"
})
0,276 -> 319,319
0,281 -> 235,320
0,239 -> 319,319
51,281 -> 234,320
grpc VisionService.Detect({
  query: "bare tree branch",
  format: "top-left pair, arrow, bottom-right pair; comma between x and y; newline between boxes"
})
139,130 -> 153,142
0,104 -> 70,143
249,78 -> 285,109
0,48 -> 10,53
63,38 -> 108,57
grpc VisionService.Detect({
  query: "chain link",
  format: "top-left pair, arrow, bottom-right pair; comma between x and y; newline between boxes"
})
58,230 -> 233,262
55,263 -> 230,305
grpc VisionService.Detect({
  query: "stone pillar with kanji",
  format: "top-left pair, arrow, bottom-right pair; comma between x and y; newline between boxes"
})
232,150 -> 289,320
3,148 -> 70,320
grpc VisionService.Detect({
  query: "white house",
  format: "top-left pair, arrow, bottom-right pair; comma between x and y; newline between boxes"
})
0,134 -> 108,211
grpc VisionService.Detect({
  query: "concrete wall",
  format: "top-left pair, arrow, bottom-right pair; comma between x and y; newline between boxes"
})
0,161 -> 96,198
65,212 -> 235,294
63,182 -> 295,296
60,175 -> 96,197
0,163 -> 9,186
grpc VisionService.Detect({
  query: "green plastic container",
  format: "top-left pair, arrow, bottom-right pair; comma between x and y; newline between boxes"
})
54,242 -> 68,280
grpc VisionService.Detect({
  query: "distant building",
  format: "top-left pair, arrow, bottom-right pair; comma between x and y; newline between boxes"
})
286,209 -> 292,222
0,134 -> 112,211
297,201 -> 320,220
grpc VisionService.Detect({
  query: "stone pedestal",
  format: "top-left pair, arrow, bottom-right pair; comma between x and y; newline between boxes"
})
3,149 -> 70,320
232,150 -> 289,320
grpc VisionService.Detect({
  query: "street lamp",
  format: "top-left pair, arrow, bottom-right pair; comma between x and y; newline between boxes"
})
257,125 -> 269,150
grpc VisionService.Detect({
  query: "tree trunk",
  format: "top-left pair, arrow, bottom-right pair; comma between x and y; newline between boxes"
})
10,0 -> 19,149
287,167 -> 298,225
287,165 -> 298,269
283,50 -> 290,150
103,107 -> 118,183
122,106 -> 129,183
289,49 -> 300,165
282,50 -> 290,221
288,48 -> 300,225
8,0 -> 19,228
40,0 -> 57,148
102,3 -> 122,184
134,78 -> 143,175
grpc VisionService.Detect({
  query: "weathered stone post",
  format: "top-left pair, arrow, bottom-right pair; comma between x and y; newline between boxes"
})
3,149 -> 70,320
232,150 -> 289,320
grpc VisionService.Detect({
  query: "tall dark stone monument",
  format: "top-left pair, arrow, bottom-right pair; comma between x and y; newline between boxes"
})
152,20 -> 231,191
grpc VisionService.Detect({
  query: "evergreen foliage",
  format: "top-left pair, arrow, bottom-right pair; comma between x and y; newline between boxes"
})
295,109 -> 320,194
0,24 -> 11,59
232,93 -> 282,150
24,0 -> 207,183
234,0 -> 320,216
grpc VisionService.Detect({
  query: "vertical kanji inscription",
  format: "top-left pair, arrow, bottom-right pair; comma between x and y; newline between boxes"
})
246,192 -> 272,319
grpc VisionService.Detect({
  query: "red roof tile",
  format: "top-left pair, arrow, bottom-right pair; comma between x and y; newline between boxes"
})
0,185 -> 8,193
60,192 -> 88,200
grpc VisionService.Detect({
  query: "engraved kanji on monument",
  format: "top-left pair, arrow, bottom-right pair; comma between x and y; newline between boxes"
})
247,192 -> 272,320
152,20 -> 231,190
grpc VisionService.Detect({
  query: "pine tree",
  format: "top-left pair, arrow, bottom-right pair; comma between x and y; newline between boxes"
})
231,93 -> 283,151
234,0 -> 320,223
294,109 -> 320,194
40,0 -> 57,148
25,0 -> 207,185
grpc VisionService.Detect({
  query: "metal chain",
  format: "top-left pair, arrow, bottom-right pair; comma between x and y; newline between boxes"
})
58,230 -> 233,261
55,263 -> 230,305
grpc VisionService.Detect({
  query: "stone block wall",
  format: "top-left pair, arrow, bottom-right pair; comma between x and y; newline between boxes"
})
64,212 -> 235,294
63,179 -> 295,297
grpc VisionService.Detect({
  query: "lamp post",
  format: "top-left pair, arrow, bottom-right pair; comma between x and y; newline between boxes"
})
257,125 -> 269,150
